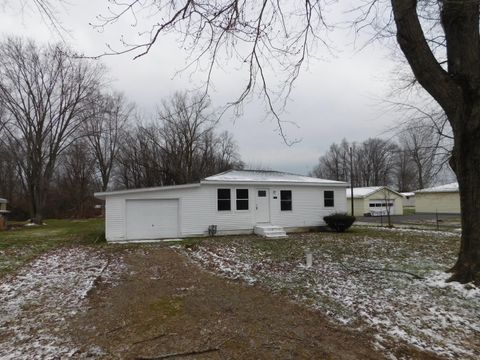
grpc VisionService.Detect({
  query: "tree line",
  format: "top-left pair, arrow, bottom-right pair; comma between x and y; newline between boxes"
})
0,38 -> 242,222
311,121 -> 452,192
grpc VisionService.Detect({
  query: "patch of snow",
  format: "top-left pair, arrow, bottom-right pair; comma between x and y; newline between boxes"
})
183,233 -> 480,359
0,247 -> 124,359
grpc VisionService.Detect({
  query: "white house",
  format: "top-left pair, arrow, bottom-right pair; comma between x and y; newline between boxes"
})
415,182 -> 460,214
346,186 -> 404,217
95,170 -> 348,242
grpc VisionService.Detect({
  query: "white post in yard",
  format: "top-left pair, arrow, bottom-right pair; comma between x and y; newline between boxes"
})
305,249 -> 313,268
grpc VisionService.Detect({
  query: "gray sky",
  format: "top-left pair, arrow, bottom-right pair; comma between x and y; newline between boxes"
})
0,1 -> 401,175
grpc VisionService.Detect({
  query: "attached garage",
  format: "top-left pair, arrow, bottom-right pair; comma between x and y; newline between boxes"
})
125,199 -> 179,240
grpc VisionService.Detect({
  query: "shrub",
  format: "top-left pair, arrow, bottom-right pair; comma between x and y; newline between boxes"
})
323,213 -> 356,232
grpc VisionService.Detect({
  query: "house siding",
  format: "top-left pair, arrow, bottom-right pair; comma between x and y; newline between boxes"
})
104,183 -> 347,241
415,192 -> 460,214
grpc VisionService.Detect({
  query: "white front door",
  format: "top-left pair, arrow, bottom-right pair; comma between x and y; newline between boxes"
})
255,189 -> 270,223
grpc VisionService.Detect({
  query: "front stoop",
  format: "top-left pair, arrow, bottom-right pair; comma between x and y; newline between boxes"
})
254,224 -> 288,238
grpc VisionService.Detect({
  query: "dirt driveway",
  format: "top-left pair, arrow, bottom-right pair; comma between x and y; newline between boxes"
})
70,245 -> 406,360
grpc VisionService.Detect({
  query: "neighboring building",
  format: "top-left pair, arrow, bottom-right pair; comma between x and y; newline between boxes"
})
0,198 -> 8,231
95,170 -> 348,242
346,187 -> 404,217
401,192 -> 415,207
415,182 -> 460,214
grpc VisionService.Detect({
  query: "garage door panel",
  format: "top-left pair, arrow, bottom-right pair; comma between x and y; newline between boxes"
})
368,199 -> 395,216
126,199 -> 179,239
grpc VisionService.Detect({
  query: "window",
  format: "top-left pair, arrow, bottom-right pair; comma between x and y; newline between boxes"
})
280,190 -> 292,211
258,190 -> 266,197
324,191 -> 334,207
217,189 -> 231,211
236,189 -> 249,210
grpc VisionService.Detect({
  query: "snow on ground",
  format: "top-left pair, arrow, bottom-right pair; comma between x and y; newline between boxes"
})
0,247 -> 124,359
184,230 -> 480,359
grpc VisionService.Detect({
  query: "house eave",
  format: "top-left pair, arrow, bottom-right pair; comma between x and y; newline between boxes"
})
94,183 -> 201,199
200,180 -> 349,187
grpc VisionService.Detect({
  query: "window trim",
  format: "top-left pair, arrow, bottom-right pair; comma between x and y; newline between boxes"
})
236,188 -> 249,211
217,188 -> 231,211
280,190 -> 292,211
324,190 -> 335,208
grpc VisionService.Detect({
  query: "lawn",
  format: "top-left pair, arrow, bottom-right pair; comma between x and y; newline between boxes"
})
183,227 -> 480,359
0,219 -> 105,277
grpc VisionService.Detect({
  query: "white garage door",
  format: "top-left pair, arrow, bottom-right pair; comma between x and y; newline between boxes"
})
368,199 -> 395,216
126,199 -> 179,240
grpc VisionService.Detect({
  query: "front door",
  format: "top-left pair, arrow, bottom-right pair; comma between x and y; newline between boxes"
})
255,189 -> 270,223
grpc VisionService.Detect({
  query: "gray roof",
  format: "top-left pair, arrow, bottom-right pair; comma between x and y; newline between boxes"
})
202,170 -> 347,186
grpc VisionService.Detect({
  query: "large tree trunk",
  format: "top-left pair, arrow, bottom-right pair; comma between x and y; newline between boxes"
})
448,110 -> 480,285
392,0 -> 480,284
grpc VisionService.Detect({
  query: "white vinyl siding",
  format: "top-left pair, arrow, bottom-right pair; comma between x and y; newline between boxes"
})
103,184 -> 348,241
415,192 -> 460,214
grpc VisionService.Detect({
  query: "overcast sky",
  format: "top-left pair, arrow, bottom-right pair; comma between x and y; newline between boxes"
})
0,1 -> 403,175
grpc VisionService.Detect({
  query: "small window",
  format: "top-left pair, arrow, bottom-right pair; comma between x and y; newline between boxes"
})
324,191 -> 334,207
280,190 -> 292,211
369,203 -> 375,208
236,189 -> 249,210
258,190 -> 266,197
217,188 -> 231,211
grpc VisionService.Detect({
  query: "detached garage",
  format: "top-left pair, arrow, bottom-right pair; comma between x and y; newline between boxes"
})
346,186 -> 404,217
415,182 -> 460,214
95,170 -> 348,242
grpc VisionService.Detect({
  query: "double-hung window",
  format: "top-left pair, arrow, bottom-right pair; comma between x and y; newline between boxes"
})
217,189 -> 231,211
324,190 -> 334,207
236,189 -> 249,210
280,190 -> 292,211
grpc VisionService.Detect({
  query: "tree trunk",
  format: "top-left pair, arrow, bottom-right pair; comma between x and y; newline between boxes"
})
448,113 -> 480,285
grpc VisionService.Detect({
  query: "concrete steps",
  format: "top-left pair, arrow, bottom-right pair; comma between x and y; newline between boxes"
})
254,224 -> 288,238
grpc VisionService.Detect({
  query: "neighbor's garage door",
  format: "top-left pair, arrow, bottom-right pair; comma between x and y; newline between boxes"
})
126,199 -> 179,240
368,199 -> 395,216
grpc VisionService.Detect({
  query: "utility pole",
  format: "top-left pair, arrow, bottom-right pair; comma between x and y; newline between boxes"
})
350,146 -> 354,216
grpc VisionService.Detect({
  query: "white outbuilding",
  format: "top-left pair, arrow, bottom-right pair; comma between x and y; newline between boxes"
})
95,170 -> 348,242
415,182 -> 460,214
346,186 -> 404,217
0,198 -> 8,231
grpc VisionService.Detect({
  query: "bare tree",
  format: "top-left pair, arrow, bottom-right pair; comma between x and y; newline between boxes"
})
114,93 -> 242,189
398,124 -> 437,189
312,138 -> 399,188
54,140 -> 98,218
83,92 -> 132,191
0,38 -> 102,223
394,148 -> 416,192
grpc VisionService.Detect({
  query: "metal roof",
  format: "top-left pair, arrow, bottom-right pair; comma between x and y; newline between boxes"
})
415,182 -> 459,194
202,170 -> 347,185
